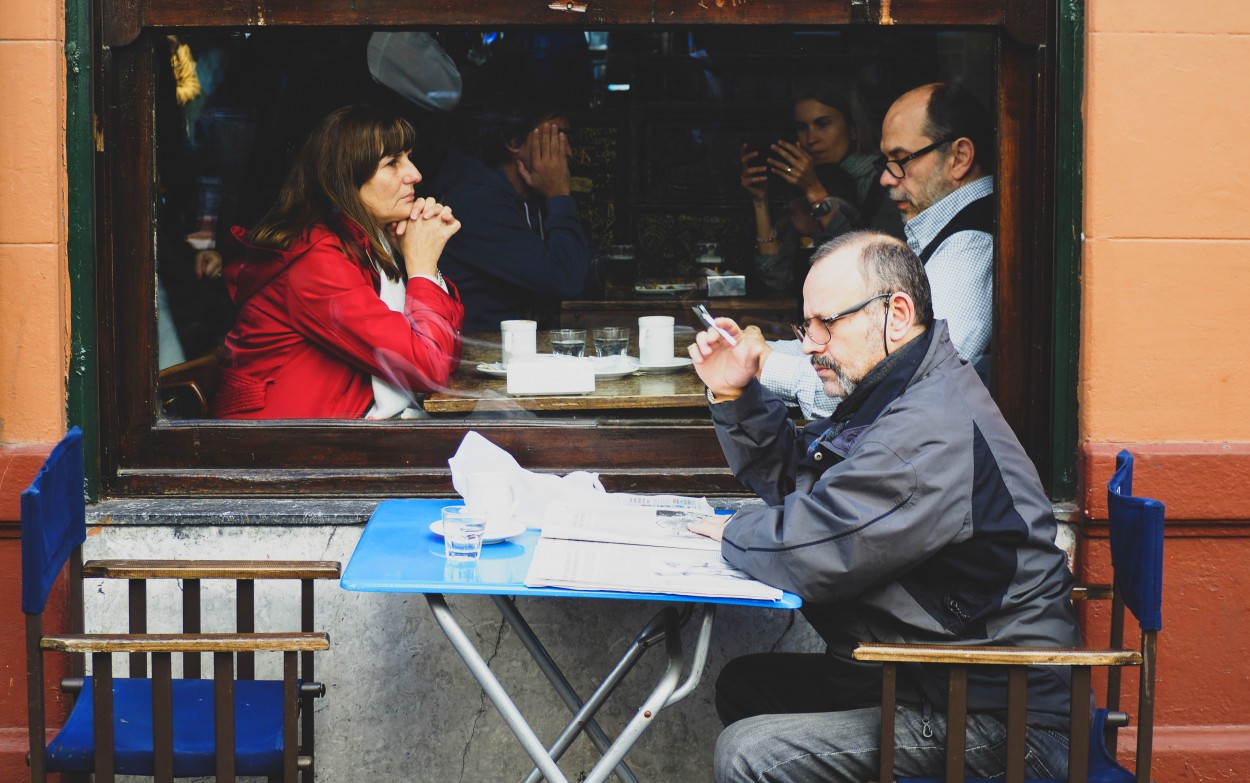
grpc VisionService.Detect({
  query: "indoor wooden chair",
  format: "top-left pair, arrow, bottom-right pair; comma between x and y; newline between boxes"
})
853,449 -> 1165,782
158,347 -> 222,418
23,427 -> 341,782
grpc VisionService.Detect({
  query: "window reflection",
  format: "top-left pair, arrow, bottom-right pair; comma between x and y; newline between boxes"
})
154,27 -> 993,423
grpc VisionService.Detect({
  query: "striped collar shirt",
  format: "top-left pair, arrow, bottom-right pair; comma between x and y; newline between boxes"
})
903,175 -> 994,359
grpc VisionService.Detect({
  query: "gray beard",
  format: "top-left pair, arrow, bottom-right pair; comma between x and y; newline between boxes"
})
812,356 -> 859,397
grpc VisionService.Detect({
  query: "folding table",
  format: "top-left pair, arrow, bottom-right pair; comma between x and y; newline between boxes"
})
340,498 -> 801,783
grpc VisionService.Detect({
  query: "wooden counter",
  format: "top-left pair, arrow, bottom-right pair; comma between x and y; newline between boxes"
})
424,332 -> 708,415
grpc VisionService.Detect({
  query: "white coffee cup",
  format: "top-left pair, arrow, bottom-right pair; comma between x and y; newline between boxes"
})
638,316 -> 675,367
463,471 -> 520,528
500,320 -> 537,368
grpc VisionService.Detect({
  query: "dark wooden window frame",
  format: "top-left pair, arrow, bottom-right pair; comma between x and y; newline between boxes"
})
94,0 -> 1056,498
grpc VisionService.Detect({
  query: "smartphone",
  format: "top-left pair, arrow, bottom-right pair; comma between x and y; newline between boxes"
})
692,304 -> 738,346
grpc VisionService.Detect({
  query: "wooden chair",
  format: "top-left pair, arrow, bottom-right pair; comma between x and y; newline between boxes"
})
853,449 -> 1164,782
23,427 -> 342,781
159,348 -> 222,418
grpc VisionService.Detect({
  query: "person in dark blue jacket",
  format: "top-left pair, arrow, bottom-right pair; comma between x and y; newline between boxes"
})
432,92 -> 594,332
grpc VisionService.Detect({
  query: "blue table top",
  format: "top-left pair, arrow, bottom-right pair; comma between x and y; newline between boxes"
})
341,498 -> 801,609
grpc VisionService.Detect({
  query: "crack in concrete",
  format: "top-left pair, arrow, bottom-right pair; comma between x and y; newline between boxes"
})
459,616 -> 509,783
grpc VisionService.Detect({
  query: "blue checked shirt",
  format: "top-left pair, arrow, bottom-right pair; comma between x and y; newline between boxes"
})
759,176 -> 995,420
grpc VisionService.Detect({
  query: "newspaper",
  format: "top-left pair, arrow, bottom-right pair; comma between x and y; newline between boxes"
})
524,537 -> 784,602
541,495 -> 721,552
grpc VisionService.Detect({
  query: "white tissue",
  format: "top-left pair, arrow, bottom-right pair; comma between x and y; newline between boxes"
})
448,431 -> 609,529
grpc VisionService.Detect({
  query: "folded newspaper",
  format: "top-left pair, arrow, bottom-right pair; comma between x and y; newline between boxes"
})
448,432 -> 782,601
524,537 -> 784,602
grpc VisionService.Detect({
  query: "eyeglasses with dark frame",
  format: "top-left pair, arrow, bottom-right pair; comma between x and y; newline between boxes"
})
792,293 -> 892,345
874,136 -> 958,179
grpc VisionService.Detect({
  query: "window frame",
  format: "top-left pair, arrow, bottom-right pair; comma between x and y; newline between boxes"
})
88,0 -> 1060,498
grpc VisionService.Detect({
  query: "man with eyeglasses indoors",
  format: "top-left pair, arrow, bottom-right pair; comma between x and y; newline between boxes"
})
745,82 -> 995,419
686,230 -> 1080,783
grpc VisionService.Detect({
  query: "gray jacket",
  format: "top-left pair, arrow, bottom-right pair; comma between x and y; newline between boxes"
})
711,321 -> 1081,728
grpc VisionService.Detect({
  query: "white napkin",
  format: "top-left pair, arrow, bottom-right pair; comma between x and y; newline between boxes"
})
448,431 -> 609,529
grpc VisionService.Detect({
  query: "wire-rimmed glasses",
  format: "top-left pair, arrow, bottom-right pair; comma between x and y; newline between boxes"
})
792,293 -> 891,345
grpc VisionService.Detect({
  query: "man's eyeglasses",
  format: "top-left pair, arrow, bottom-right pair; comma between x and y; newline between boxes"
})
874,136 -> 957,179
792,293 -> 891,345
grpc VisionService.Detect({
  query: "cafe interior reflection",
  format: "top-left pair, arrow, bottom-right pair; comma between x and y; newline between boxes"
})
154,26 -> 993,422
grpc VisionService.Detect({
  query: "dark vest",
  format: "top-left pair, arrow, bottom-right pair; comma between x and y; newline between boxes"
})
918,194 -> 994,264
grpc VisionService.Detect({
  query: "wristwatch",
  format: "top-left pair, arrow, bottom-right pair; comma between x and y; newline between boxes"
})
809,197 -> 835,218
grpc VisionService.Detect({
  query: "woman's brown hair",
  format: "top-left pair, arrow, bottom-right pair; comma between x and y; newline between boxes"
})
249,105 -> 417,281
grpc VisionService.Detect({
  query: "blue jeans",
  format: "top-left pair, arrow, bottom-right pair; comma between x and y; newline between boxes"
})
713,652 -> 1070,782
715,705 -> 1071,782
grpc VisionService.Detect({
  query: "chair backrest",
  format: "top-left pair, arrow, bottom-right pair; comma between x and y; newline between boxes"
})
23,428 -> 87,782
158,348 -> 222,418
1106,450 -> 1165,632
21,427 -> 85,614
1105,448 -> 1165,783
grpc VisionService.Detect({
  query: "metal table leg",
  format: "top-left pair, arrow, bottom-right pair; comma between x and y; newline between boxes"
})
494,596 -> 641,783
432,595 -> 718,783
426,594 -> 570,783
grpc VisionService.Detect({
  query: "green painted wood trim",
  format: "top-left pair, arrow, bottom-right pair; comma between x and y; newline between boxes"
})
1051,0 -> 1083,500
65,0 -> 98,499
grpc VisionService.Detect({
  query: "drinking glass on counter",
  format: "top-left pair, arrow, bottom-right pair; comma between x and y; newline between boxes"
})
550,329 -> 587,356
592,326 -> 630,357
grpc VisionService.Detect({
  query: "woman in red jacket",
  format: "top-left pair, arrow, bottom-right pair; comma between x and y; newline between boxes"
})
214,105 -> 465,418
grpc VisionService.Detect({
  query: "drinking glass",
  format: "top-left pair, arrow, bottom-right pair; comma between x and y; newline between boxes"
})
550,329 -> 587,357
441,505 -> 487,562
592,326 -> 630,357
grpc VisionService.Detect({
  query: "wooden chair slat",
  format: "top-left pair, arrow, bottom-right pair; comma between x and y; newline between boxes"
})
853,643 -> 1141,667
82,559 -> 342,580
41,631 -> 330,653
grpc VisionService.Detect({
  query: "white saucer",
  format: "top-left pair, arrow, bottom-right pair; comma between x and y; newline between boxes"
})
429,519 -> 526,544
637,357 -> 694,374
590,355 -> 641,380
478,357 -> 640,381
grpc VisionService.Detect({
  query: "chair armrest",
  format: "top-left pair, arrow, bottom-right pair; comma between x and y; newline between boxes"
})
41,631 -> 330,654
81,560 -> 342,580
1071,584 -> 1114,601
852,642 -> 1141,667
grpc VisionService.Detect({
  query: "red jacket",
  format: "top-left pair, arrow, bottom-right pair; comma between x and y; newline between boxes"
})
213,222 -> 463,419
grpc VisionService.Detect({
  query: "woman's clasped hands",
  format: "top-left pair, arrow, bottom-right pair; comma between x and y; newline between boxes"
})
391,197 -> 460,279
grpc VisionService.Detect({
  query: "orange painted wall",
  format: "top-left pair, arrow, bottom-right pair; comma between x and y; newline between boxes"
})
1083,1 -> 1250,441
0,0 -> 69,775
0,0 -> 67,444
1083,1 -> 1250,778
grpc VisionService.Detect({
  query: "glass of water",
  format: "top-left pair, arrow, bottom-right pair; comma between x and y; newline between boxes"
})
592,326 -> 630,357
441,505 -> 487,562
550,329 -> 587,357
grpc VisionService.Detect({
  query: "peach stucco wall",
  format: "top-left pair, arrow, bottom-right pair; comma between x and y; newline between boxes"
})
1083,0 -> 1250,442
0,0 -> 67,445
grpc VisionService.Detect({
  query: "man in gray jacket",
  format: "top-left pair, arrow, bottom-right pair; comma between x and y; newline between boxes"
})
688,230 -> 1080,782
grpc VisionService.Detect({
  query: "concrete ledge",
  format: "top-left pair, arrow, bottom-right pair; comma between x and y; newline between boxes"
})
85,496 -> 778,528
88,497 -> 382,526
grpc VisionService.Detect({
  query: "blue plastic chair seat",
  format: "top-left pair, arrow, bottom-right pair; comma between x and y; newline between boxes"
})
46,677 -> 292,776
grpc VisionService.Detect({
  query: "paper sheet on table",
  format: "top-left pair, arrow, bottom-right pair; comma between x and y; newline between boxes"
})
448,431 -> 716,530
542,502 -> 721,551
524,538 -> 783,601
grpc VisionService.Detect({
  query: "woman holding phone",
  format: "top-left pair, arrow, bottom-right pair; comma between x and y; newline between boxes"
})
742,77 -> 899,295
